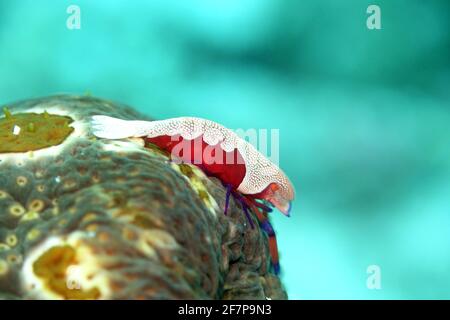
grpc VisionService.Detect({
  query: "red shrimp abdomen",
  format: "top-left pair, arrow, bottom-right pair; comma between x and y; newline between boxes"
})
145,135 -> 246,190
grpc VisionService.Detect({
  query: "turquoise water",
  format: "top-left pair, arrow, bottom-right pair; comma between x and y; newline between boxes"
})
1,0 -> 449,299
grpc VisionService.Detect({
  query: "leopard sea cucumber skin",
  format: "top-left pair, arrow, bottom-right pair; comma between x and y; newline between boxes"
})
0,95 -> 287,300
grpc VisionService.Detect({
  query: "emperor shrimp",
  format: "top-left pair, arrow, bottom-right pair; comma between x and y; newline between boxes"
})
90,115 -> 295,274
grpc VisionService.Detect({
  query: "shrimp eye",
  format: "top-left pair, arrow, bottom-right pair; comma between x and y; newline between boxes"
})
269,183 -> 280,192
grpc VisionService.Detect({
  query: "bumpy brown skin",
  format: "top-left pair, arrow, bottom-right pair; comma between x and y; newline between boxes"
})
0,95 -> 287,300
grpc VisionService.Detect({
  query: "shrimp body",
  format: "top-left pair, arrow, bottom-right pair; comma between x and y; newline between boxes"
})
91,115 -> 296,274
91,116 -> 295,215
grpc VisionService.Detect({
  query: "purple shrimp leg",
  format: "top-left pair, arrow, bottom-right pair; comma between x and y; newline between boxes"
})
224,184 -> 233,215
238,198 -> 255,229
260,220 -> 275,237
257,217 -> 280,274
254,200 -> 274,213
273,261 -> 281,275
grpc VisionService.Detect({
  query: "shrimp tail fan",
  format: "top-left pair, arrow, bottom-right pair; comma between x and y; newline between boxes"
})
90,115 -> 141,139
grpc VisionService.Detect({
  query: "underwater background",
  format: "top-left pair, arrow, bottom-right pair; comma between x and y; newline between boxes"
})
0,0 -> 449,299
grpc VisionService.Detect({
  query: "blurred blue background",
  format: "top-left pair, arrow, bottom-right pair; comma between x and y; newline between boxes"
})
0,0 -> 449,299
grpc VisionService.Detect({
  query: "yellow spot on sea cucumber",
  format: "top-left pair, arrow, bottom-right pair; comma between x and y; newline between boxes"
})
28,199 -> 45,212
16,176 -> 28,186
32,245 -> 101,300
7,254 -> 22,265
26,229 -> 42,241
122,227 -> 138,241
144,229 -> 179,250
178,163 -> 195,178
68,207 -> 77,214
5,234 -> 18,247
172,163 -> 219,214
85,224 -> 99,232
35,169 -> 45,178
9,203 -> 26,217
81,213 -> 97,223
63,180 -> 77,190
0,111 -> 74,153
20,211 -> 40,222
98,232 -> 110,242
91,174 -> 100,183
